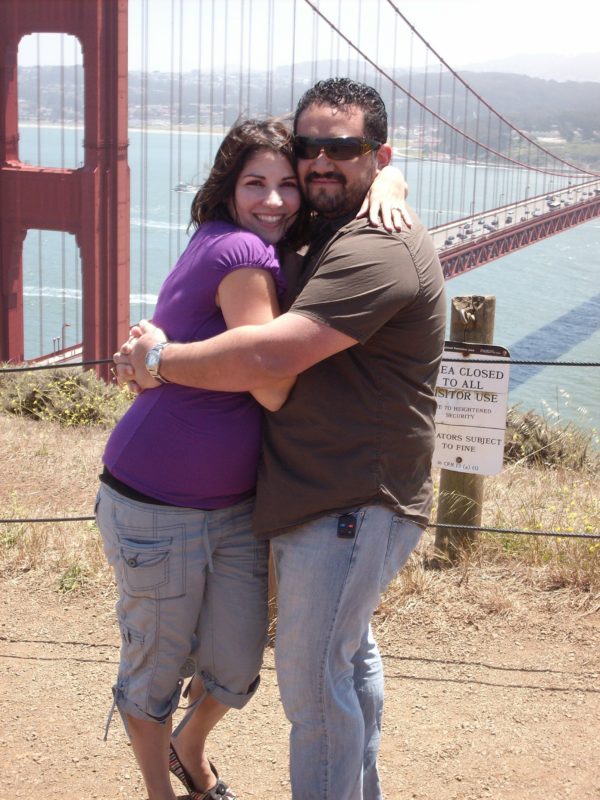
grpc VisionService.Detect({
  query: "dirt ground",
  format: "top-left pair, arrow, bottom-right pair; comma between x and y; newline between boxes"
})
0,414 -> 598,799
1,570 -> 599,800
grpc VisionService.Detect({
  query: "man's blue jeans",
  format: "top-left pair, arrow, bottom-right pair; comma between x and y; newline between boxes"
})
271,505 -> 423,800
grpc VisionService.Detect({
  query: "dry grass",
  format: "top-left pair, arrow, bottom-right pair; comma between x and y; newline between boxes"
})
375,463 -> 600,625
0,414 -> 112,591
0,408 -> 598,613
505,406 -> 600,471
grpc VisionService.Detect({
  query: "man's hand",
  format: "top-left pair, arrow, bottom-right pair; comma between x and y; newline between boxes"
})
357,165 -> 412,232
113,319 -> 168,393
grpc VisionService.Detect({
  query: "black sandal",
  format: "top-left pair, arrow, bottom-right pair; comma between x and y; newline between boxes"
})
169,743 -> 237,800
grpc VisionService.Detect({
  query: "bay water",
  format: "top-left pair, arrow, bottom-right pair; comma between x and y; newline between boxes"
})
18,125 -> 600,436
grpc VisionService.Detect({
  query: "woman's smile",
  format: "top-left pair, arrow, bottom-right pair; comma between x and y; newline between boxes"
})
229,149 -> 301,244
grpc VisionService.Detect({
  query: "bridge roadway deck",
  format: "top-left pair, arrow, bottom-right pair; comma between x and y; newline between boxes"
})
436,189 -> 600,279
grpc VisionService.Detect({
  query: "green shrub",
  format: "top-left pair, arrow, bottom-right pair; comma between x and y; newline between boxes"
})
0,367 -> 131,427
56,561 -> 90,593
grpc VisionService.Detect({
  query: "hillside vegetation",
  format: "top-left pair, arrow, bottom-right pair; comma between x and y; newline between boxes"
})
0,368 -> 598,606
17,65 -> 600,170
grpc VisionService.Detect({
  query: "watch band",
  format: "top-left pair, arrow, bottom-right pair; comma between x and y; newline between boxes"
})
145,341 -> 171,384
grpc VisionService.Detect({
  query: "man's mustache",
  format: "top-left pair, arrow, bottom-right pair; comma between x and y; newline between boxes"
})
305,172 -> 346,185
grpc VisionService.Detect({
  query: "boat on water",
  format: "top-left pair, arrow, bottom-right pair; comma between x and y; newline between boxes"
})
173,182 -> 199,193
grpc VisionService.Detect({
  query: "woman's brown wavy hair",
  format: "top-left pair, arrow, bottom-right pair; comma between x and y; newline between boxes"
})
189,118 -> 310,249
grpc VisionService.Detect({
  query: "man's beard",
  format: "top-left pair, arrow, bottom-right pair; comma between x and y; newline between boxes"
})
304,172 -> 372,217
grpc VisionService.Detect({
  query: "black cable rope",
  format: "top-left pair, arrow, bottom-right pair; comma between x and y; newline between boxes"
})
1,357 -> 597,535
0,359 -> 113,373
441,359 -> 600,367
429,524 -> 600,541
1,358 -> 598,375
0,515 -> 596,540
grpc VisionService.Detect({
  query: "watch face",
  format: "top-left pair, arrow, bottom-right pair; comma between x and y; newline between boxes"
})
146,348 -> 161,374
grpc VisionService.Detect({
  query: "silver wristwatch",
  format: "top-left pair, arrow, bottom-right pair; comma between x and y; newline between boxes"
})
144,341 -> 171,384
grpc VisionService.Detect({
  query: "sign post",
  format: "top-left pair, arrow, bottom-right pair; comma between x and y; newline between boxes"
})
433,341 -> 511,476
432,295 -> 505,566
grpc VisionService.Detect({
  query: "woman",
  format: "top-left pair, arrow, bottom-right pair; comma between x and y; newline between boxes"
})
97,119 -> 407,800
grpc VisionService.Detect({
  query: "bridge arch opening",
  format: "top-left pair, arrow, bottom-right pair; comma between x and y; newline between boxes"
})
22,229 -> 82,361
17,33 -> 84,169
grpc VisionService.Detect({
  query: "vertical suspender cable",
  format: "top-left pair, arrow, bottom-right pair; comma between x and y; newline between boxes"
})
223,0 -> 229,129
444,73 -> 456,224
246,0 -> 253,112
266,0 -> 274,114
356,1 -> 362,83
290,0 -> 298,111
415,49 -> 428,215
209,0 -> 215,144
176,0 -> 184,256
35,34 -> 43,354
473,99 -> 483,217
403,31 -> 413,182
500,115 -> 509,210
456,77 -> 468,220
73,36 -> 81,342
239,0 -> 245,113
429,62 -> 443,228
374,0 -> 382,93
346,7 -> 352,77
463,82 -> 477,225
140,0 -> 149,318
60,34 -> 66,344
311,3 -> 318,85
328,4 -> 335,77
491,115 -> 501,211
335,0 -> 341,77
389,11 -> 398,157
168,0 -> 176,267
196,0 -> 203,180
481,106 -> 491,213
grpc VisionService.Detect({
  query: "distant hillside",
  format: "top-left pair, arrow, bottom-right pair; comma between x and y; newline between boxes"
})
459,72 -> 600,139
460,52 -> 600,83
17,64 -> 600,153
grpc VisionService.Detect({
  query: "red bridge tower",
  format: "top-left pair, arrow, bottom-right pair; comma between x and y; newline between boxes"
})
0,0 -> 130,374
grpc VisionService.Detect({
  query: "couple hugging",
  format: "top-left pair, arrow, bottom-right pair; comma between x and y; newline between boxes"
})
97,77 -> 446,800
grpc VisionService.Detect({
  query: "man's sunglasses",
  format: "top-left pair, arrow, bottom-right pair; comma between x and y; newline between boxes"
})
293,136 -> 382,161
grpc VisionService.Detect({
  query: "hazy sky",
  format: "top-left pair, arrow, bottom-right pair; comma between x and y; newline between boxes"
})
393,0 -> 599,65
17,0 -> 600,72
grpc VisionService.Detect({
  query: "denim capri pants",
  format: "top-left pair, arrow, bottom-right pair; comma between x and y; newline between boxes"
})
95,482 -> 269,729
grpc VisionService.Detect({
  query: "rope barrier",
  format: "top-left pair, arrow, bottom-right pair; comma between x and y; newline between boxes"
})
1,516 -> 95,524
1,355 -> 597,539
444,360 -> 600,367
1,358 -> 599,374
0,515 -> 597,540
0,359 -> 112,373
428,523 -> 600,541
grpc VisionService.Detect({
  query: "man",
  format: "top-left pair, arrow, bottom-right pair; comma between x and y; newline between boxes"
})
117,78 -> 446,800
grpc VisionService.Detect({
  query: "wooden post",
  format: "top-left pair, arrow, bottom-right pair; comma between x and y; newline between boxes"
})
433,296 -> 496,565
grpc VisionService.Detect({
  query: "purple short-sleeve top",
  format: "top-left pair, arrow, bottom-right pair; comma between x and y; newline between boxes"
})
103,220 -> 284,508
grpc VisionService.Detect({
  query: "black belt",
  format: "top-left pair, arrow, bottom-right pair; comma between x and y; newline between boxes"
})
99,467 -> 171,506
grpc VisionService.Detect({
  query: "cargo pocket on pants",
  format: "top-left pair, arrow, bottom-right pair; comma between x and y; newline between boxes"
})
117,526 -> 185,599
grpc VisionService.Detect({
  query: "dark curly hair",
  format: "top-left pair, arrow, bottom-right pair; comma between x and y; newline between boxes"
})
293,78 -> 388,144
189,118 -> 309,248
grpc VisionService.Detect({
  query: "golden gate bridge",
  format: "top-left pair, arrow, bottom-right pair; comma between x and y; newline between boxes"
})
1,0 -> 599,370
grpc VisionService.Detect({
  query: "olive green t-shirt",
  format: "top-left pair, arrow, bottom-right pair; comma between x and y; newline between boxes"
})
253,211 -> 447,538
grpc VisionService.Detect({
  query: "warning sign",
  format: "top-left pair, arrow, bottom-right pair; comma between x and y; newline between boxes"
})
433,341 -> 510,476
